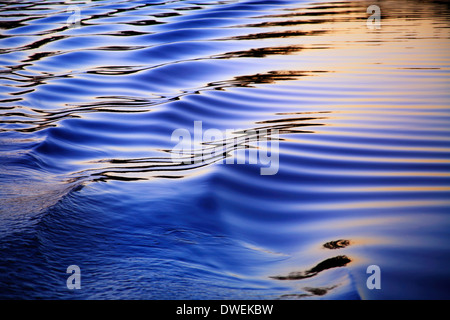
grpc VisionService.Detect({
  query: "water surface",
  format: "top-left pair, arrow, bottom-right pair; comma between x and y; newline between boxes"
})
1,0 -> 450,299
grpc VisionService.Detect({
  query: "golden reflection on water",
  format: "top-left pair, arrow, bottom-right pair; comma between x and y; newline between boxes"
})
306,200 -> 450,210
326,186 -> 450,192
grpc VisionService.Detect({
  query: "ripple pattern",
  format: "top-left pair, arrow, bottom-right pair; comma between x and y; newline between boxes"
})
1,0 -> 450,299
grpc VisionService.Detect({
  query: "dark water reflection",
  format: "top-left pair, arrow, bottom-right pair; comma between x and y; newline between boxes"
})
1,0 -> 450,299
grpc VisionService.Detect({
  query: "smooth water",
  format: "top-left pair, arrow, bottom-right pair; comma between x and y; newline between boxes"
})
1,0 -> 450,299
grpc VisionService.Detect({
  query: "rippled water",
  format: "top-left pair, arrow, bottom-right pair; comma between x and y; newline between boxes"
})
1,0 -> 450,299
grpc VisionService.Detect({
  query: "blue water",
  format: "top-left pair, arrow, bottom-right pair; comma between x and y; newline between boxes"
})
1,0 -> 450,299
